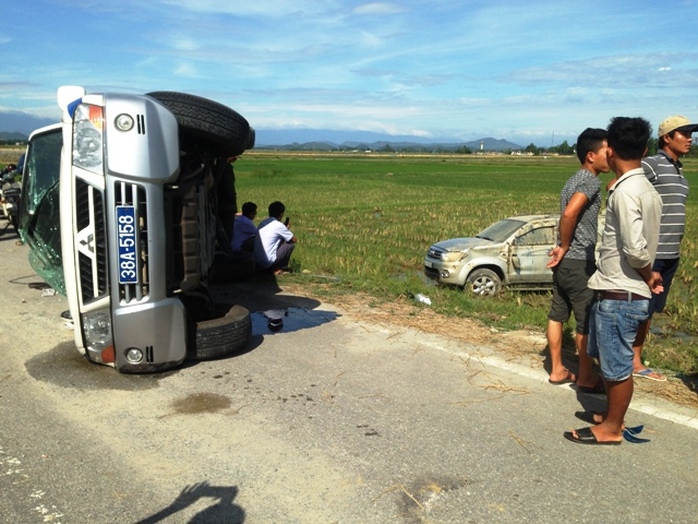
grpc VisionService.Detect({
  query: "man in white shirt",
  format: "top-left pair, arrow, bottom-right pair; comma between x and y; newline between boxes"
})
254,201 -> 297,273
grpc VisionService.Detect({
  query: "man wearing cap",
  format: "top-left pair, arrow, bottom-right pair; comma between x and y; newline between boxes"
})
632,115 -> 697,382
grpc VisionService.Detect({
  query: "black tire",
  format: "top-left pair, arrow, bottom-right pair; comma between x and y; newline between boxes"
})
245,127 -> 256,150
188,304 -> 252,360
147,91 -> 250,157
466,268 -> 502,296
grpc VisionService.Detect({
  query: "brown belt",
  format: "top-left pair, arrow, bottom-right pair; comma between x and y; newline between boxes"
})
598,291 -> 647,301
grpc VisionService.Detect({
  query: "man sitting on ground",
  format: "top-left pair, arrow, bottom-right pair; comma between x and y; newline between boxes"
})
231,201 -> 258,253
254,201 -> 297,274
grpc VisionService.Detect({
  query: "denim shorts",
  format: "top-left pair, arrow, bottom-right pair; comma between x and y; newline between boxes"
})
587,297 -> 649,381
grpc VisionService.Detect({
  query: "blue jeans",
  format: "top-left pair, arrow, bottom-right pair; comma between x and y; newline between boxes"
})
587,297 -> 649,381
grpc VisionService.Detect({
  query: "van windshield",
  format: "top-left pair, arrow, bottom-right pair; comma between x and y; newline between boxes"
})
19,126 -> 65,294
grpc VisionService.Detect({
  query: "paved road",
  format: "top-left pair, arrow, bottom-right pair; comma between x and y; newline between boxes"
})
1,231 -> 697,523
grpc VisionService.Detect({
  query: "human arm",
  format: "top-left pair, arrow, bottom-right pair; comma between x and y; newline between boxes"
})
613,187 -> 663,294
547,192 -> 589,268
636,266 -> 664,295
277,220 -> 297,244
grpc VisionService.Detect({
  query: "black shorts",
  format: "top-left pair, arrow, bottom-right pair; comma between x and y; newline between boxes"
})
649,257 -> 679,315
548,257 -> 596,335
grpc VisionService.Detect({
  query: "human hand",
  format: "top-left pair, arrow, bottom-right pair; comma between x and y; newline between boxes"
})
546,245 -> 567,269
648,271 -> 664,295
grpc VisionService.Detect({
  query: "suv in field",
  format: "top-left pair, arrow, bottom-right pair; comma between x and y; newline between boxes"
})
423,214 -> 559,295
20,86 -> 255,372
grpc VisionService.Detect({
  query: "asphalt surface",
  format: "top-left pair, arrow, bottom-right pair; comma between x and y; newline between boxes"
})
1,229 -> 697,523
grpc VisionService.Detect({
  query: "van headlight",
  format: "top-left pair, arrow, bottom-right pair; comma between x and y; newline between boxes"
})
82,309 -> 112,351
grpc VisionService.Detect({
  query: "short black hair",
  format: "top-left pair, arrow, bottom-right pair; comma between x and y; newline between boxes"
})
268,201 -> 286,218
607,117 -> 651,161
576,128 -> 607,164
241,201 -> 257,217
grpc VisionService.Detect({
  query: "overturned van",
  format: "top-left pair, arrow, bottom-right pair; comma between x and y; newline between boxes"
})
20,86 -> 255,372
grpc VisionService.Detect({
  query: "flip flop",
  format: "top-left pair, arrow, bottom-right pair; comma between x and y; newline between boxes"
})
549,370 -> 577,385
573,414 -> 646,433
625,425 -> 644,435
623,426 -> 650,443
633,368 -> 667,382
574,411 -> 603,425
564,426 -> 622,446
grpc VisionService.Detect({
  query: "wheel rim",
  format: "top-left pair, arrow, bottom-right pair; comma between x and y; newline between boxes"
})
472,276 -> 496,295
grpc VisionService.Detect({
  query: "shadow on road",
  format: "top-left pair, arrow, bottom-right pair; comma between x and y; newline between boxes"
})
135,482 -> 244,523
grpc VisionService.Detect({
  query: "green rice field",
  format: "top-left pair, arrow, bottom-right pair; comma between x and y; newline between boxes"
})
234,152 -> 698,376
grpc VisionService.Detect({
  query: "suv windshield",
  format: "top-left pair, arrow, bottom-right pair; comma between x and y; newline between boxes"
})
19,126 -> 65,294
475,218 -> 525,243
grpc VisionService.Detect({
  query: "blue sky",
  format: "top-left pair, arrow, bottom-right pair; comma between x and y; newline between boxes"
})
2,0 -> 698,145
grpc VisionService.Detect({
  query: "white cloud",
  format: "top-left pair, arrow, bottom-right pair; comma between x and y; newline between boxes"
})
158,0 -> 332,17
353,3 -> 406,15
174,63 -> 198,77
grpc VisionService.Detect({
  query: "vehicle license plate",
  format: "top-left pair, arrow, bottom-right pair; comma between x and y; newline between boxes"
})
116,206 -> 138,284
424,260 -> 433,268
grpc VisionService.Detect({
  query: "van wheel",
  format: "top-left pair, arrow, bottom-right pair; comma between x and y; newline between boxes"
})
188,304 -> 252,360
466,268 -> 502,296
147,91 -> 251,157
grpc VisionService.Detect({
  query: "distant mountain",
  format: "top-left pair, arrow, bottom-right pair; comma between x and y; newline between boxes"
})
465,137 -> 523,152
257,129 -> 448,146
256,130 -> 522,152
0,110 -> 56,135
0,131 -> 28,141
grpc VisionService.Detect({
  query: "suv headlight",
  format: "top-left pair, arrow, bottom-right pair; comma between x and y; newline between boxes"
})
82,308 -> 113,351
442,251 -> 466,263
72,103 -> 104,174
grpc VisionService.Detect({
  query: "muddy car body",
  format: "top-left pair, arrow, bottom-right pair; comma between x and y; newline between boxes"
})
424,214 -> 560,295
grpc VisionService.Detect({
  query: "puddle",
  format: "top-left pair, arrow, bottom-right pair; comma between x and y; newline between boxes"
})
251,307 -> 339,335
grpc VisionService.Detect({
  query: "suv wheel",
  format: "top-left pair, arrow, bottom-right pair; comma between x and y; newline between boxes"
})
466,268 -> 502,296
147,91 -> 251,157
188,304 -> 252,360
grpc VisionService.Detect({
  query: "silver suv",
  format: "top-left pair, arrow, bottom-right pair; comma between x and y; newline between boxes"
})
21,87 -> 254,372
424,214 -> 559,295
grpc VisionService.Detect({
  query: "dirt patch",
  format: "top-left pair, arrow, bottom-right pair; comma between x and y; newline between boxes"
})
277,282 -> 698,410
171,392 -> 232,414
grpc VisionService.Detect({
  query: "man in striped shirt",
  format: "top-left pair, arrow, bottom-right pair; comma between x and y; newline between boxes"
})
633,115 -> 697,382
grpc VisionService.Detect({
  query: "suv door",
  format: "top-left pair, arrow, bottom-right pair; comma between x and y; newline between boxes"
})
508,225 -> 556,284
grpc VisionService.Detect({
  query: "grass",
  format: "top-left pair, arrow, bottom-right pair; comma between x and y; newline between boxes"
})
233,151 -> 698,376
